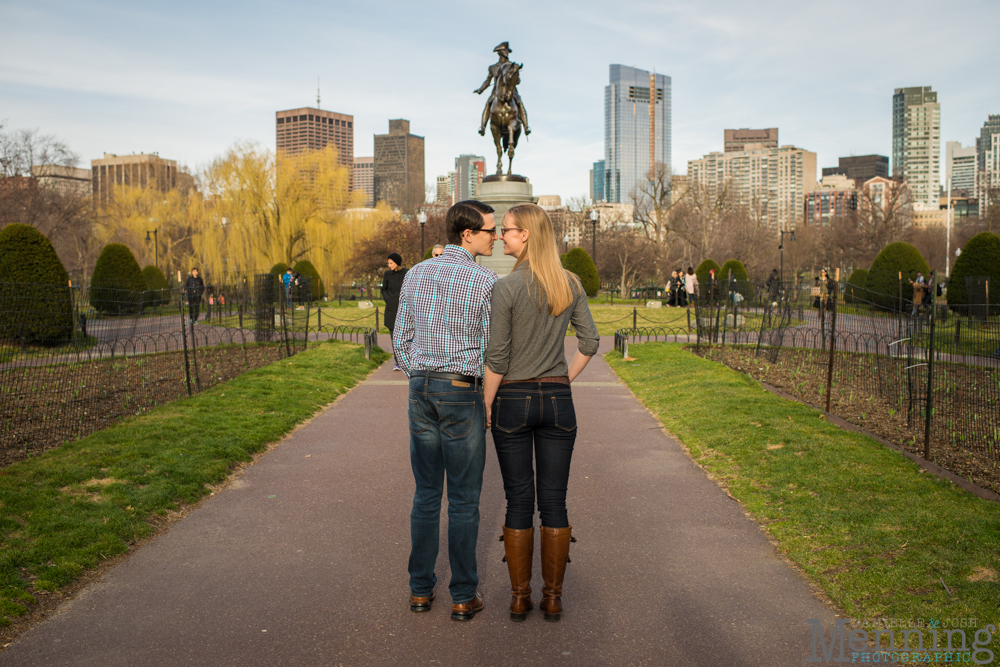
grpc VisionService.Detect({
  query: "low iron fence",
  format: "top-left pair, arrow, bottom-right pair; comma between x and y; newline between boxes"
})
1,274 -> 378,465
615,274 -> 999,474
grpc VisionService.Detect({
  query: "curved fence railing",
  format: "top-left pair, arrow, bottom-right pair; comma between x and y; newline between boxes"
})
613,273 -> 999,468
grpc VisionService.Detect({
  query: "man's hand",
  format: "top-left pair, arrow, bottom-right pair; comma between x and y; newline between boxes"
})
485,403 -> 492,429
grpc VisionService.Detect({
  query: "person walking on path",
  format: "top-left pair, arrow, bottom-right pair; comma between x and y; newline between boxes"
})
684,266 -> 698,303
381,252 -> 407,371
393,200 -> 498,622
183,268 -> 205,325
282,268 -> 293,312
483,203 -> 599,623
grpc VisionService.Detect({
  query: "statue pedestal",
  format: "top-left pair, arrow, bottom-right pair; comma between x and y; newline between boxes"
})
476,175 -> 537,277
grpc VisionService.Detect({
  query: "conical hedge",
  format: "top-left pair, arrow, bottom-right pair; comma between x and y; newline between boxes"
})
90,243 -> 146,315
293,259 -> 324,300
142,265 -> 170,307
696,259 -> 722,287
844,268 -> 869,304
561,247 -> 599,297
864,242 -> 929,311
947,232 -> 1000,314
0,223 -> 74,345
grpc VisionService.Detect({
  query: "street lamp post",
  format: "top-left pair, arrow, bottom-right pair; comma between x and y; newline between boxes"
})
417,212 -> 427,259
590,209 -> 599,263
563,234 -> 569,253
145,229 -> 159,271
778,229 -> 796,287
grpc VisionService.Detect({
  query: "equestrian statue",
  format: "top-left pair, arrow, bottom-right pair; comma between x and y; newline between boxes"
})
474,41 -> 531,176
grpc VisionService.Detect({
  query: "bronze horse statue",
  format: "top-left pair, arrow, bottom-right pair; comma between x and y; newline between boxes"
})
488,62 -> 523,176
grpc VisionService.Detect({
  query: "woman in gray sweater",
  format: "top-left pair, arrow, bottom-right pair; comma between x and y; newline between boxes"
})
484,203 -> 599,623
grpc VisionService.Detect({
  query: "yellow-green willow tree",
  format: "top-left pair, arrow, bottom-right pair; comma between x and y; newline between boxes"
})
95,181 -> 207,283
197,142 -> 390,288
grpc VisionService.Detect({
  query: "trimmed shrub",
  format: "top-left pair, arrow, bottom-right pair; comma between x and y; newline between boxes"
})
292,259 -> 324,300
947,232 -> 1000,314
90,243 -> 146,315
720,259 -> 751,301
561,248 -> 599,297
695,259 -> 722,286
864,242 -> 930,311
142,265 -> 170,307
0,223 -> 74,345
270,262 -> 289,277
843,269 -> 869,304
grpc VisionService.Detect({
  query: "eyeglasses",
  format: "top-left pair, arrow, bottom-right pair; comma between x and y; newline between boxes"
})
470,227 -> 498,237
498,226 -> 522,236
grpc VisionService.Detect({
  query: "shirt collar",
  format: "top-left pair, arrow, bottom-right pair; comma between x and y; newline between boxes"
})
444,245 -> 475,263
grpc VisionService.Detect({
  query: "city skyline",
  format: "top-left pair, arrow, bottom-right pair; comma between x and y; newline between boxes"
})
2,0 -> 999,200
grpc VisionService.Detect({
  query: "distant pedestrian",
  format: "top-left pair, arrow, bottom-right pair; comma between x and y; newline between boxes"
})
765,268 -> 780,304
184,268 -> 205,325
432,244 -> 445,258
684,266 -> 698,303
382,252 -> 408,371
282,268 -> 293,311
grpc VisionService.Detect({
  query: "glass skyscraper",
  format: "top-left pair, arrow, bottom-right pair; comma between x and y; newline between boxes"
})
604,65 -> 671,203
591,159 -> 605,203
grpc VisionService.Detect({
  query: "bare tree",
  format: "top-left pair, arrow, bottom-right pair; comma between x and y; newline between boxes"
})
628,162 -> 684,245
851,178 -> 911,264
596,227 -> 658,296
0,124 -> 96,280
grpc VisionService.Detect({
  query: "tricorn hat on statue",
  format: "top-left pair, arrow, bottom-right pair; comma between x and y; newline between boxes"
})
493,42 -> 511,54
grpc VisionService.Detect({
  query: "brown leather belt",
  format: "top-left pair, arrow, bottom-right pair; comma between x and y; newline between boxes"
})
500,376 -> 570,385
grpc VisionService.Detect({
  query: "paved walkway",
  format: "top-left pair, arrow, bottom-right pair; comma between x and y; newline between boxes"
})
1,338 -> 841,667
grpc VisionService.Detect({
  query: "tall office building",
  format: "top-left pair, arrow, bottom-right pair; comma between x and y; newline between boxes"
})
821,155 -> 889,187
892,86 -> 940,207
454,155 -> 485,201
975,114 -> 1000,172
604,65 -> 671,203
353,157 -> 374,207
688,143 -> 817,231
374,119 -> 425,215
91,153 -> 177,202
436,173 -> 456,205
724,128 -> 778,153
275,107 -> 354,172
591,160 -> 605,203
945,142 -> 977,194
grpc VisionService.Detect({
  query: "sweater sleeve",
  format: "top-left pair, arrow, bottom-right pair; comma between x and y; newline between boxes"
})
485,279 -> 512,376
570,285 -> 599,357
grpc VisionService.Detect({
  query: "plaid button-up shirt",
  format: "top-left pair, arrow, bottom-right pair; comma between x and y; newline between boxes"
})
392,245 -> 497,379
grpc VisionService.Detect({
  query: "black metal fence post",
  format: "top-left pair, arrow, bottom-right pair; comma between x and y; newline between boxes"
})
825,273 -> 839,413
924,271 -> 938,459
188,301 -> 202,392
280,288 -> 292,358
632,307 -> 637,332
179,293 -> 193,396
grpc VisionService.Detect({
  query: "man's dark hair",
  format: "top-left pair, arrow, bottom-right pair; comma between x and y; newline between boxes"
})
446,200 -> 495,244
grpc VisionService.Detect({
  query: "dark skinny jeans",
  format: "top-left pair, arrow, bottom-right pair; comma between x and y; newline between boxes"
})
490,381 -> 576,530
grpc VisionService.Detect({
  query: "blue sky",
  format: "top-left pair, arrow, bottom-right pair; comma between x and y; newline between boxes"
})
2,0 -> 998,200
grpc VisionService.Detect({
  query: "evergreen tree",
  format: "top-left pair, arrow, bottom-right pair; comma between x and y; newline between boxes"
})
90,243 -> 146,315
561,248 -> 599,297
0,223 -> 74,345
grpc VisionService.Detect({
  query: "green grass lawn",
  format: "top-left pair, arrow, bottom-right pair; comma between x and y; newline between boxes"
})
607,343 -> 1000,625
0,339 -> 389,626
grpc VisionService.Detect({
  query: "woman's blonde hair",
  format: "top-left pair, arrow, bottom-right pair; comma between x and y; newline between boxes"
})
506,203 -> 580,316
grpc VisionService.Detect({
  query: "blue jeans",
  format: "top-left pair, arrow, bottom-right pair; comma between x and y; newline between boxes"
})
407,375 -> 486,603
490,382 -> 577,530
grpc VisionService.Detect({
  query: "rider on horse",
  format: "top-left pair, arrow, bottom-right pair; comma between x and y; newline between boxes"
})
474,42 -> 530,137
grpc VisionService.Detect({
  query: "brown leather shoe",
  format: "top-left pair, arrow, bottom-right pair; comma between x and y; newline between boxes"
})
540,526 -> 572,622
409,590 -> 435,613
502,526 -> 534,621
450,590 -> 484,621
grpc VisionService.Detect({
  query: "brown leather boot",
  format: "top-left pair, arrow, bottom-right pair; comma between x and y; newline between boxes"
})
540,525 -> 572,622
502,526 -> 534,622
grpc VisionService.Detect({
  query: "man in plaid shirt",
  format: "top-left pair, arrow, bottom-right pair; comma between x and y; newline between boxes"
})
393,200 -> 498,621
